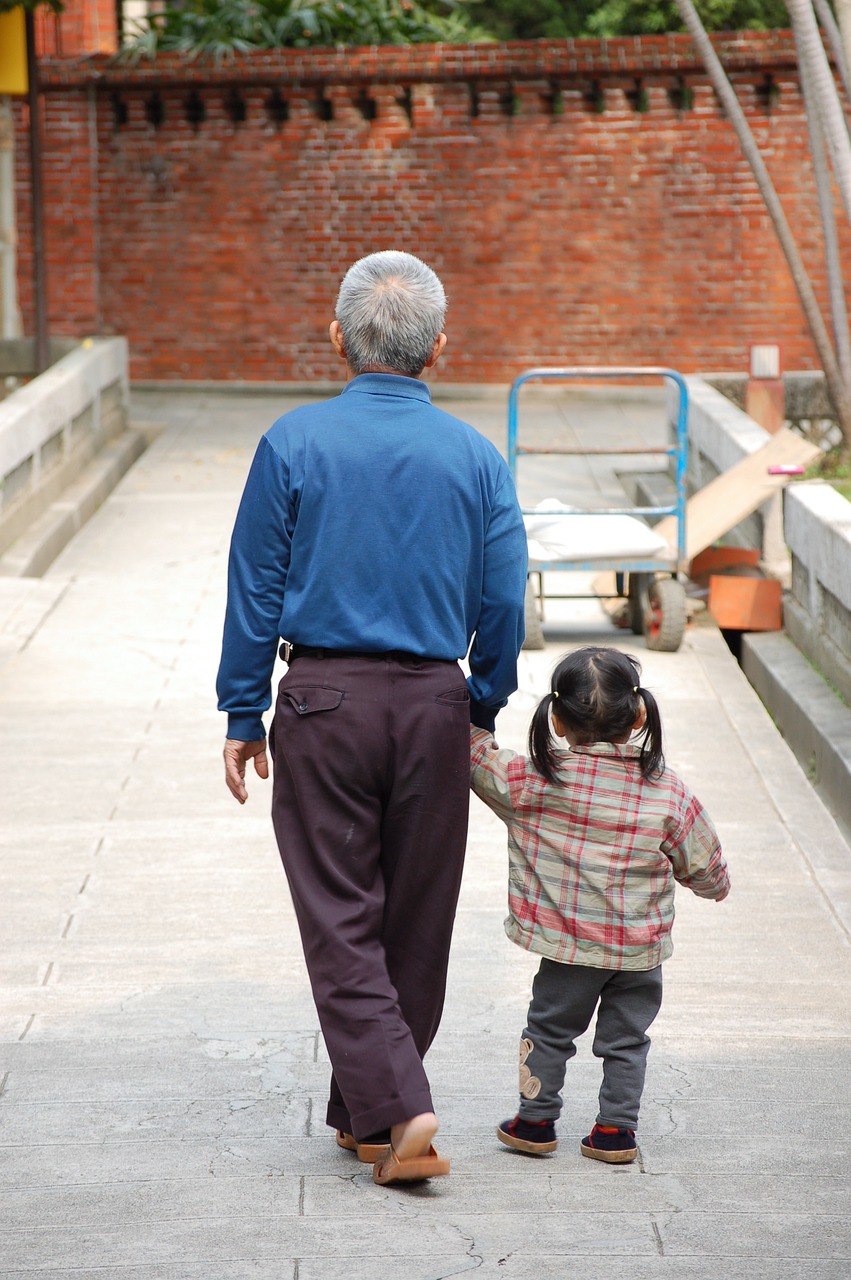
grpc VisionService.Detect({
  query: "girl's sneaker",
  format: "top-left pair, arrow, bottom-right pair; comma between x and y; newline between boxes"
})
581,1124 -> 637,1163
497,1115 -> 558,1155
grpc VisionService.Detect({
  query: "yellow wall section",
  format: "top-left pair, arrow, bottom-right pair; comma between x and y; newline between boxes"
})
0,9 -> 28,96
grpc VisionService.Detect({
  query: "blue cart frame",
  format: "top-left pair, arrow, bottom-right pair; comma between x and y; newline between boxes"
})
508,366 -> 690,651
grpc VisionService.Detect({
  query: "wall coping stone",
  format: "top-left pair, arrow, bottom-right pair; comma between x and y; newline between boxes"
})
785,482 -> 851,616
684,375 -> 771,474
37,29 -> 800,91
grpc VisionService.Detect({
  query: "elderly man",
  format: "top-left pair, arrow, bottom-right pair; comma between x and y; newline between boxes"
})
217,250 -> 527,1185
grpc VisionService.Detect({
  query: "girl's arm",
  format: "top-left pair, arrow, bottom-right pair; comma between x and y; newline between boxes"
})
665,793 -> 730,901
469,726 -> 522,824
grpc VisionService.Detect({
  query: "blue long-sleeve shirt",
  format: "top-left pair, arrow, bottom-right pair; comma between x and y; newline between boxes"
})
217,373 -> 528,742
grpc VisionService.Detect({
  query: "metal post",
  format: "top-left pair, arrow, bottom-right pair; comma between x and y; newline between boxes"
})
24,8 -> 48,373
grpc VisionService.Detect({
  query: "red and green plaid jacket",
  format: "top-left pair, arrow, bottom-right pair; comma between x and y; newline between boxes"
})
470,726 -> 730,971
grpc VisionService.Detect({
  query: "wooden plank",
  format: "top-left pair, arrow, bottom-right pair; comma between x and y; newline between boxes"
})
654,427 -> 821,562
591,428 -> 821,610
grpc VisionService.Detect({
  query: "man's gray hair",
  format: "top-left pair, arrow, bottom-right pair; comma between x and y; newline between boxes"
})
335,251 -> 447,377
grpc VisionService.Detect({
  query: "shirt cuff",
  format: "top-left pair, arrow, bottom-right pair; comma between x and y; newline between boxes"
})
226,714 -> 266,743
469,698 -> 499,733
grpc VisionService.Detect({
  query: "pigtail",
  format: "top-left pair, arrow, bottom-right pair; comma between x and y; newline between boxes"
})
635,685 -> 665,781
528,692 -> 561,785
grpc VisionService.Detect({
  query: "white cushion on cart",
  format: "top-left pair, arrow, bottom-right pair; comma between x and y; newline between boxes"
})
524,499 -> 670,565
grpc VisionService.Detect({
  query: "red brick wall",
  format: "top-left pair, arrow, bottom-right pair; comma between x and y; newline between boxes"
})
36,0 -> 118,56
14,90 -> 100,337
13,32 -> 851,382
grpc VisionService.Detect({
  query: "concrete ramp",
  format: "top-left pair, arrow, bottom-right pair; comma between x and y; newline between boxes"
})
0,388 -> 849,1277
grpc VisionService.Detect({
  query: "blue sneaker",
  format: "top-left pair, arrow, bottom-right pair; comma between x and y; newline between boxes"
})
497,1114 -> 558,1155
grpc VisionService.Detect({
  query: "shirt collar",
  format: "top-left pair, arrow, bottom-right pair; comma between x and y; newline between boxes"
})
570,741 -> 643,759
341,373 -> 432,404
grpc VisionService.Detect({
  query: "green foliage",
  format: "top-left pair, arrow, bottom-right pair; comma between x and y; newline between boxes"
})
466,0 -> 596,41
805,446 -> 851,500
469,0 -> 789,42
119,0 -> 792,59
585,0 -> 789,36
122,0 -> 490,59
0,0 -> 64,15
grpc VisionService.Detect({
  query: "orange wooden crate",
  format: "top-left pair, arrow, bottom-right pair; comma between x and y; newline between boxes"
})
708,575 -> 782,631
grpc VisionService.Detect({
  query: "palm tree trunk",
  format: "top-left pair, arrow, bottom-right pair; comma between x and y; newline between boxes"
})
793,7 -> 851,387
673,0 -> 851,450
787,0 -> 851,224
834,0 -> 851,100
813,0 -> 851,106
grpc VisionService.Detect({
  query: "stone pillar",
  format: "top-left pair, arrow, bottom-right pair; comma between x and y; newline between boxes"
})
745,343 -> 785,435
746,344 -> 791,584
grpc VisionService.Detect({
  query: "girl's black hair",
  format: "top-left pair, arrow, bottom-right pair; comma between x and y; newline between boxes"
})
528,645 -> 665,785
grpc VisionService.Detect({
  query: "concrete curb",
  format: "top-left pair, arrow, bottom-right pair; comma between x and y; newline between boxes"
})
689,626 -> 851,939
742,629 -> 851,846
129,380 -> 668,403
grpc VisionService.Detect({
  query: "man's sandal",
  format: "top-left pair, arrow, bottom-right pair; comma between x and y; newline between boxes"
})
335,1130 -> 391,1163
372,1144 -> 450,1185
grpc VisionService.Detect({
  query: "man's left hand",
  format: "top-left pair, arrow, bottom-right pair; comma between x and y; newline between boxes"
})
224,738 -> 269,804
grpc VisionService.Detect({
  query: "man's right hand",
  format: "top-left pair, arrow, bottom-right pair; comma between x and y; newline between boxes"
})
224,738 -> 269,804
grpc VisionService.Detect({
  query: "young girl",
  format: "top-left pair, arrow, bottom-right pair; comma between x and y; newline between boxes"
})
470,645 -> 730,1164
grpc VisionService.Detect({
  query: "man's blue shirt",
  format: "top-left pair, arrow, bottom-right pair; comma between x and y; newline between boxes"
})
217,373 -> 528,741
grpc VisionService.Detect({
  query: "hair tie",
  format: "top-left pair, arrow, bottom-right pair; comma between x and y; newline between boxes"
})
633,685 -> 639,694
551,691 -> 559,701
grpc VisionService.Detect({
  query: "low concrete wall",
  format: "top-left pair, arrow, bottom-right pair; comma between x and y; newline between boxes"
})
0,337 -> 146,575
706,370 -> 843,451
676,375 -> 776,554
671,373 -> 851,837
783,482 -> 851,706
675,374 -> 851,692
742,629 -> 851,839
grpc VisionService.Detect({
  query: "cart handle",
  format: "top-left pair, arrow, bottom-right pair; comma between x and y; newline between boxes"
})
507,366 -> 689,572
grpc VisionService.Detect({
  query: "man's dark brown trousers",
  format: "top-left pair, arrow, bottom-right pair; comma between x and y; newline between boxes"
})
270,652 -> 471,1140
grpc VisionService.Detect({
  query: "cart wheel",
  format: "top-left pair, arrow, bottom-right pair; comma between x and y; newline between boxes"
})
523,576 -> 545,650
644,578 -> 687,652
627,574 -> 650,636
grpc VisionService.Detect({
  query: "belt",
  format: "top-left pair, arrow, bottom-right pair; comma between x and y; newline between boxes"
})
280,642 -> 426,663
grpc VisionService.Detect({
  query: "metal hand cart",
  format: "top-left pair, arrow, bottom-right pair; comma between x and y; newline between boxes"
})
508,367 -> 690,652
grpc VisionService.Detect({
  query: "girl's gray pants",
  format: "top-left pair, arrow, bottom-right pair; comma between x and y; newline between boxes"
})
517,957 -> 664,1130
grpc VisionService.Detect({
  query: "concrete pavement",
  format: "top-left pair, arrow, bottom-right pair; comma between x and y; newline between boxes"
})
0,384 -> 849,1278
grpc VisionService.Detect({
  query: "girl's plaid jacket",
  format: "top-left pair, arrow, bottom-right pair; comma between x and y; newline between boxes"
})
470,726 -> 730,971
